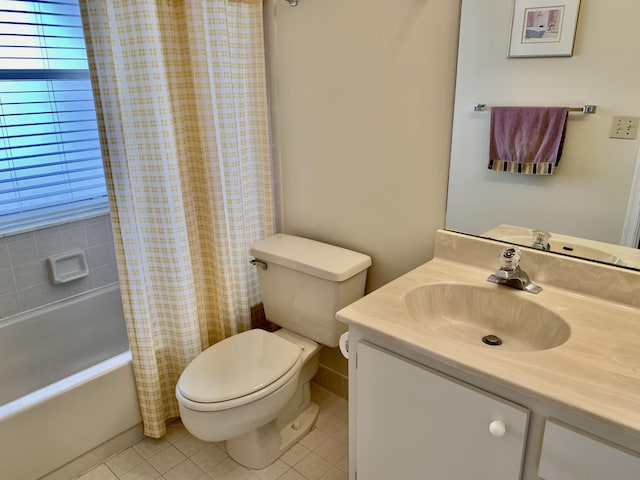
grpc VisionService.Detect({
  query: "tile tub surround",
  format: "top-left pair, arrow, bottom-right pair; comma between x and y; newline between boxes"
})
0,214 -> 118,319
337,229 -> 640,443
60,384 -> 348,480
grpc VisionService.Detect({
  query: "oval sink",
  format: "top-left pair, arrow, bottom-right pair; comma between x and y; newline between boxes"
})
402,283 -> 570,352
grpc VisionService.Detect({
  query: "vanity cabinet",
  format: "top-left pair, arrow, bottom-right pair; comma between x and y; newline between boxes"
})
355,342 -> 528,480
352,339 -> 640,480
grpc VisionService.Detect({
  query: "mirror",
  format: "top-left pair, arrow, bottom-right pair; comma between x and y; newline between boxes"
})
446,0 -> 640,270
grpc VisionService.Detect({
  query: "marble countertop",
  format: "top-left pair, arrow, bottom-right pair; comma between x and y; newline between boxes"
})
337,254 -> 640,437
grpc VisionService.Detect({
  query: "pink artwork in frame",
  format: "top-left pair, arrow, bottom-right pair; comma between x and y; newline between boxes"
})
508,0 -> 581,57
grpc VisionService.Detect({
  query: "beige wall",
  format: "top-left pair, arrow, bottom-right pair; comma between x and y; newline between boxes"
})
265,0 -> 462,292
447,0 -> 640,245
264,0 -> 462,396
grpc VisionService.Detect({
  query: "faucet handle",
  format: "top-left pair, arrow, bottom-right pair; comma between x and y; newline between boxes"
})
498,247 -> 521,271
532,230 -> 551,251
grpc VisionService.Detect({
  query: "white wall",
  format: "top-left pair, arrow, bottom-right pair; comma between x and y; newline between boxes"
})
447,0 -> 640,245
265,0 -> 461,291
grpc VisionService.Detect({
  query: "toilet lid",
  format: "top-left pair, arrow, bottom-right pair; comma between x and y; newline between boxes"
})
177,329 -> 302,404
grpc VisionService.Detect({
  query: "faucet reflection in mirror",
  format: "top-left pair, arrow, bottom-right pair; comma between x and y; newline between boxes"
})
483,225 -> 638,268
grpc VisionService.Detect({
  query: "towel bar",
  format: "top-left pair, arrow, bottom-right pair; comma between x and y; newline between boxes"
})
473,104 -> 597,114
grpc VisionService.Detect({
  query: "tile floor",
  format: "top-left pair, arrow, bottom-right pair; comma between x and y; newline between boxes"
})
74,385 -> 348,480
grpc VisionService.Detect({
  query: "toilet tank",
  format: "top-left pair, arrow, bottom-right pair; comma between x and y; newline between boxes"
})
250,234 -> 371,347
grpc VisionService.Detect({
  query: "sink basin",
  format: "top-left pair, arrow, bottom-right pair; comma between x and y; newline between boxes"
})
499,235 -> 624,266
402,283 -> 570,352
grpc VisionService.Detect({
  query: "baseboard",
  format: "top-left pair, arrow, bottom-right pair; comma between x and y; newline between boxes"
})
312,365 -> 348,400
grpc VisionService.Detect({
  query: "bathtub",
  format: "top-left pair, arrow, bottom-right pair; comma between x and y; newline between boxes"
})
0,285 -> 142,480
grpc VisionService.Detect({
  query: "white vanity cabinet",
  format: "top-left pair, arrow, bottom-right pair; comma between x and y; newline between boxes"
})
355,342 -> 529,480
351,339 -> 640,480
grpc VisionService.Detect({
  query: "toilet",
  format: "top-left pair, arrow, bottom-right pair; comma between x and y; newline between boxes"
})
175,234 -> 371,469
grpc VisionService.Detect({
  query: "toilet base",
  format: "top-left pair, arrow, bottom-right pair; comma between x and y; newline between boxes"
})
226,402 -> 320,469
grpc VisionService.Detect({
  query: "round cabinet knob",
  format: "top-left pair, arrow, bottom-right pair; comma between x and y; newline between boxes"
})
489,420 -> 506,437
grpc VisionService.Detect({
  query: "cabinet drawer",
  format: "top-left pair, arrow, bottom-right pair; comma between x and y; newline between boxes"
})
539,420 -> 640,480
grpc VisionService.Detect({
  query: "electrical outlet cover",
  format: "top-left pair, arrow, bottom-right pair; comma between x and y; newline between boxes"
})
609,116 -> 639,140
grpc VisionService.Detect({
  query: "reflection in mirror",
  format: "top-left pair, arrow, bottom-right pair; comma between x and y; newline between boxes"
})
482,225 -> 640,269
446,0 -> 640,270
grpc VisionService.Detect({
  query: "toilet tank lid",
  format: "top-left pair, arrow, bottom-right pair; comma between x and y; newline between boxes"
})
250,234 -> 371,282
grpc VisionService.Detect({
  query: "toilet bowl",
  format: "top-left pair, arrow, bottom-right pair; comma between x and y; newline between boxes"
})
176,328 -> 321,468
176,234 -> 371,469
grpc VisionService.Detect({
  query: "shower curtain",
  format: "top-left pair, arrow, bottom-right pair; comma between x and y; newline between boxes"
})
80,0 -> 274,437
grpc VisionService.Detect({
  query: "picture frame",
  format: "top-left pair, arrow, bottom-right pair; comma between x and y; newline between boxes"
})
508,0 -> 581,57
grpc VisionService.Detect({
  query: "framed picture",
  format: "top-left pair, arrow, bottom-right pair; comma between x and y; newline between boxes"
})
508,0 -> 581,57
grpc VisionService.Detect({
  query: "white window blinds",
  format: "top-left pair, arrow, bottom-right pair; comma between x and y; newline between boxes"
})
0,0 -> 108,233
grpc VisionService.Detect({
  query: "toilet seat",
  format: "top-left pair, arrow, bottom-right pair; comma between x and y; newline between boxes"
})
176,329 -> 302,412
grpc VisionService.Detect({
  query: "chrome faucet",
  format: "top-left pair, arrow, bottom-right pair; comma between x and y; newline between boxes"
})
487,247 -> 542,294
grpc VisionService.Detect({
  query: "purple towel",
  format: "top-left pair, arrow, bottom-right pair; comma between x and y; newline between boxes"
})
488,106 -> 568,175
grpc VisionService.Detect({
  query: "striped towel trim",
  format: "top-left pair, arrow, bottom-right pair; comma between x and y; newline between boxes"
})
488,159 -> 556,175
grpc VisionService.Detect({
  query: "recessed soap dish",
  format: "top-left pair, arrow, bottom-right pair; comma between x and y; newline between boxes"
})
47,250 -> 89,284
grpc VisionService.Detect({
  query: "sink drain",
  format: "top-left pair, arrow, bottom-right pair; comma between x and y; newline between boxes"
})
482,334 -> 503,346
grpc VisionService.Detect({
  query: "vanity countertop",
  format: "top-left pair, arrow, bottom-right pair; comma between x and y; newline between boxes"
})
337,253 -> 640,437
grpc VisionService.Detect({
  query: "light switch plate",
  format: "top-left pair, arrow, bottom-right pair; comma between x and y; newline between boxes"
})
609,116 -> 639,140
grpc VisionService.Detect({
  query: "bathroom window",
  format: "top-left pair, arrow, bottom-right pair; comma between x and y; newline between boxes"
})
0,0 -> 108,235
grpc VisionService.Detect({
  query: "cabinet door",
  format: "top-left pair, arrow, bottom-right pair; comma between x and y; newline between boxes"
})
356,342 -> 528,480
538,420 -> 640,480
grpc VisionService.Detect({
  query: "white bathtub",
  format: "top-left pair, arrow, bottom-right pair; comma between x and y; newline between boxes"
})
0,285 -> 142,480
